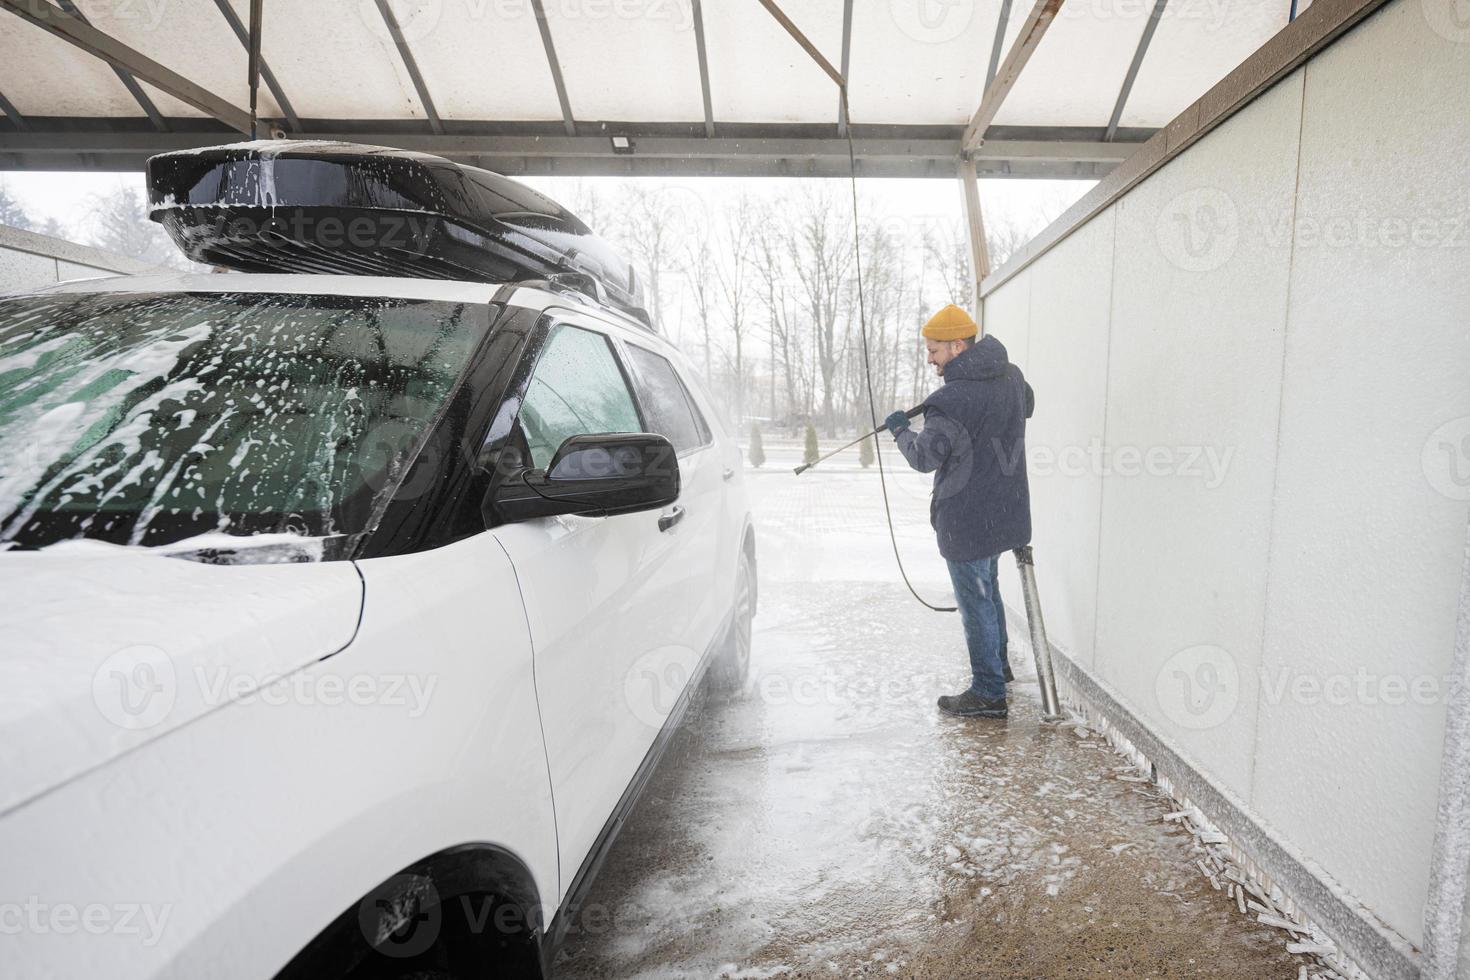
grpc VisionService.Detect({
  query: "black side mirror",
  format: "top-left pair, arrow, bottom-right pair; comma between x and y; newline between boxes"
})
488,433 -> 680,525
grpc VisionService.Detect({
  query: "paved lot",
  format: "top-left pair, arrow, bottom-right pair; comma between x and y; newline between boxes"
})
555,440 -> 1306,978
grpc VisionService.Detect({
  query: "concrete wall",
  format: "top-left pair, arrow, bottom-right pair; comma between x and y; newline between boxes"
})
983,0 -> 1470,970
0,223 -> 153,292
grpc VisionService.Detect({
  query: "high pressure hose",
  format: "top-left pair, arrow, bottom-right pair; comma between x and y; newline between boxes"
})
839,87 -> 957,614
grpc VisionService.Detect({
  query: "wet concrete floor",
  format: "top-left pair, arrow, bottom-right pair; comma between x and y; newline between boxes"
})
555,443 -> 1306,979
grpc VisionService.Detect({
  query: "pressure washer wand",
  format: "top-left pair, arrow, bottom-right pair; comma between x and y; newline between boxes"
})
792,405 -> 923,476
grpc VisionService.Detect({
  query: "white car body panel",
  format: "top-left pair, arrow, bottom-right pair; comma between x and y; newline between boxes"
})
0,532 -> 557,980
0,547 -> 363,816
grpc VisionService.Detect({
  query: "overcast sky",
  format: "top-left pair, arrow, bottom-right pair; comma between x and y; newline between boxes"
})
0,169 -> 1092,250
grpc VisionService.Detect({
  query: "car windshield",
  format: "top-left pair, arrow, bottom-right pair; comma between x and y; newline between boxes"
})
0,290 -> 491,553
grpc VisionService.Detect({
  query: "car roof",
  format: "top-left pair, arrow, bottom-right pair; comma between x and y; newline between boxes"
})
20,271 -> 666,345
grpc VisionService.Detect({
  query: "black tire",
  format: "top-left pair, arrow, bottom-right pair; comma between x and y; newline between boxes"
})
708,550 -> 754,693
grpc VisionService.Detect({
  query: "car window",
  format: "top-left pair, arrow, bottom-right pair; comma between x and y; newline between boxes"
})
519,324 -> 642,470
625,345 -> 710,454
0,291 -> 491,551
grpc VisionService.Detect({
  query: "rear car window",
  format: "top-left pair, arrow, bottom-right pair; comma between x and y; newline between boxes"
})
625,345 -> 710,454
0,291 -> 490,551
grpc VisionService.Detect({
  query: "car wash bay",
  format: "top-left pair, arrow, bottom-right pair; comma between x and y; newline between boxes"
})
552,442 -> 1306,979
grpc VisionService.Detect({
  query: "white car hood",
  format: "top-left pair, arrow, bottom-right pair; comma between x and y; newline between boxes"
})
0,548 -> 363,816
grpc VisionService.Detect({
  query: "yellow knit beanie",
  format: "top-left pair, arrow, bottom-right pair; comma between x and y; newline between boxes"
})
921,304 -> 978,341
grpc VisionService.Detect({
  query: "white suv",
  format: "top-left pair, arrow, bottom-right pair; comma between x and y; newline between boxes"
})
0,268 -> 754,979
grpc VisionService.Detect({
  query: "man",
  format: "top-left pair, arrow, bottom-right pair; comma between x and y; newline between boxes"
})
885,304 -> 1033,720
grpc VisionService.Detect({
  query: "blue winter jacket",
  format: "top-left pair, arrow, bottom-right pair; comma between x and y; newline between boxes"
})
895,335 -> 1034,562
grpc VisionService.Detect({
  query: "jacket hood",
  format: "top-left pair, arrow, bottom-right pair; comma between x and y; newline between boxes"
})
943,334 -> 1010,383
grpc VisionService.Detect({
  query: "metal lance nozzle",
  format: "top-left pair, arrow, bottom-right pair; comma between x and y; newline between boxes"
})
1013,545 -> 1064,720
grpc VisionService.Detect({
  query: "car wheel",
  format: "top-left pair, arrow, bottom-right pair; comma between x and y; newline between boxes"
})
709,551 -> 754,693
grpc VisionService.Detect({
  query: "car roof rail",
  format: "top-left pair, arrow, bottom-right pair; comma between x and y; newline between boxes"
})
523,274 -> 659,335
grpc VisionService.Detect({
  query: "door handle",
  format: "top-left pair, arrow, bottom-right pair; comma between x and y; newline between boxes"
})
722,467 -> 735,481
658,506 -> 685,532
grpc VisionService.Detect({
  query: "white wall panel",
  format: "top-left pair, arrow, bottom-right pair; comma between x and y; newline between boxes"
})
1021,208 -> 1116,670
980,267 -> 1033,627
1092,71 -> 1303,799
0,248 -> 59,292
1250,0 -> 1470,945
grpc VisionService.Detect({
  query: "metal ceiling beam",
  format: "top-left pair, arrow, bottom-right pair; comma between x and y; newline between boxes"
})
0,129 -> 1141,178
755,0 -> 845,89
0,89 -> 26,130
374,0 -> 443,135
836,0 -> 854,136
985,0 -> 1014,89
211,0 -> 299,132
0,0 -> 252,133
530,0 -> 576,136
690,0 -> 715,138
962,0 -> 1066,151
55,0 -> 167,132
1105,0 -> 1168,141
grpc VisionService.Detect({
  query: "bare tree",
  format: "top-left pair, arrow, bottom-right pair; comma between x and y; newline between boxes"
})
680,228 -> 717,387
716,195 -> 759,426
0,181 -> 33,231
787,188 -> 854,437
85,187 -> 189,268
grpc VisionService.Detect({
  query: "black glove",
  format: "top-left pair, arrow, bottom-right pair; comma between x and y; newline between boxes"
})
884,410 -> 912,435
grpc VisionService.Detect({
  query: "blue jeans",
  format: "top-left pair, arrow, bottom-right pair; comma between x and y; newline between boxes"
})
946,555 -> 1011,701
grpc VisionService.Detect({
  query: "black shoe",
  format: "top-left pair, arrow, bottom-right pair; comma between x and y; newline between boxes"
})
937,690 -> 1008,718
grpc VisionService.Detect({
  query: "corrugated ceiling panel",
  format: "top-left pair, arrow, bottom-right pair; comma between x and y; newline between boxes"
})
702,0 -> 844,124
226,0 -> 425,120
991,4 -> 1157,127
0,17 -> 143,116
544,0 -> 704,121
401,0 -> 563,120
849,0 -> 1003,125
92,0 -> 277,120
1120,0 -> 1288,128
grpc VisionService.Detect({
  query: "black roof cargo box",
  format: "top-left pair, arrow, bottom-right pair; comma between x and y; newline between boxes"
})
146,140 -> 650,326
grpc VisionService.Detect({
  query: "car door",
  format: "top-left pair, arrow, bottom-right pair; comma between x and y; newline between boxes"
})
488,312 -> 693,903
618,339 -> 730,662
